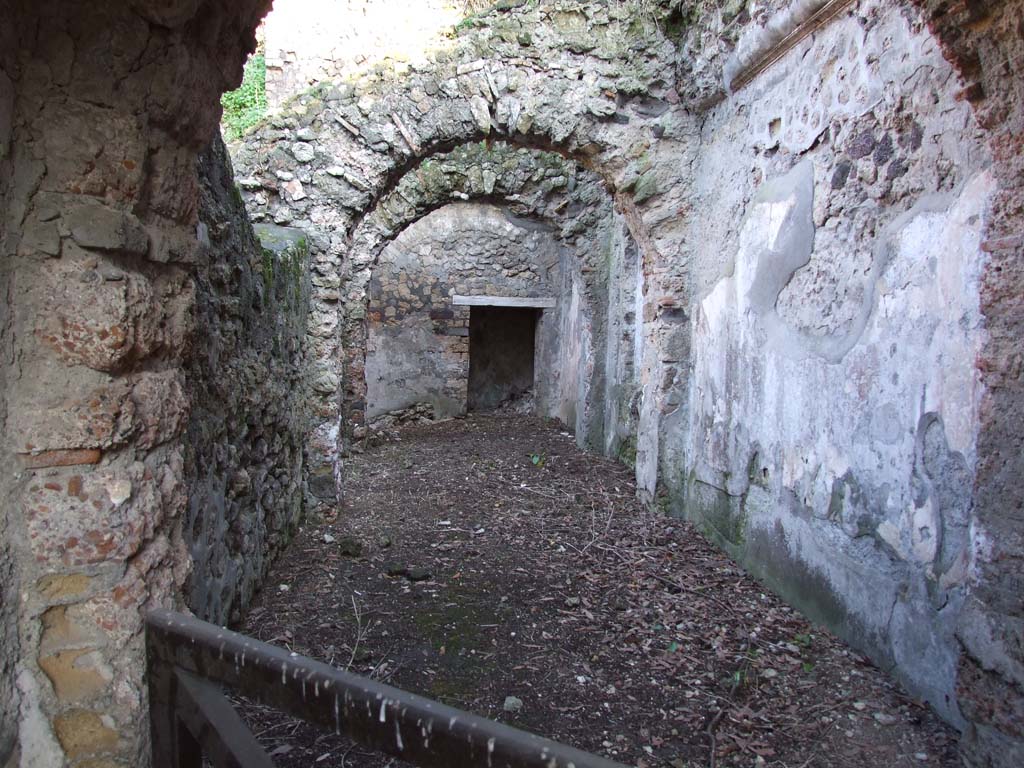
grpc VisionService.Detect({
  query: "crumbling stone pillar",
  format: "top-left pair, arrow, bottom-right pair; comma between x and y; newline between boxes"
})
0,1 -> 269,765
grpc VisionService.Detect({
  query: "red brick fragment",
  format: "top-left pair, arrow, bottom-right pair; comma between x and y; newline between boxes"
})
20,449 -> 102,469
981,235 -> 1023,253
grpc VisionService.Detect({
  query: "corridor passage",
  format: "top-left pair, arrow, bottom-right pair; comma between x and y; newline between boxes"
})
236,417 -> 957,768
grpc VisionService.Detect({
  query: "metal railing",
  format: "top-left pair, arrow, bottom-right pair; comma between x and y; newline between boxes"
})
146,609 -> 629,768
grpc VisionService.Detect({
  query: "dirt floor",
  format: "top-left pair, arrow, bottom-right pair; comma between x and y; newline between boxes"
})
234,415 -> 960,768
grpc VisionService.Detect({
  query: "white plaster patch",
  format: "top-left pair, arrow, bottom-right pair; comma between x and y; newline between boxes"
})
764,199 -> 795,251
678,0 -> 991,727
16,669 -> 63,768
876,520 -> 906,559
691,166 -> 993,541
106,478 -> 132,507
872,170 -> 994,468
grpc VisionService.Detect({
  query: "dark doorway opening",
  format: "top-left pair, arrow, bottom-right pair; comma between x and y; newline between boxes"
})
467,307 -> 538,411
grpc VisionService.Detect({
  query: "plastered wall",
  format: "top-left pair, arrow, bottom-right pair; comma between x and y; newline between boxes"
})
0,0 -> 1010,764
668,0 -> 992,726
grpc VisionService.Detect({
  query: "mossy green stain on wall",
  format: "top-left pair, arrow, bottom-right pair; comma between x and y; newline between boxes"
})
685,474 -> 749,548
617,434 -> 638,468
632,169 -> 661,203
261,246 -> 275,295
258,234 -> 309,309
283,237 -> 309,308
663,474 -> 906,714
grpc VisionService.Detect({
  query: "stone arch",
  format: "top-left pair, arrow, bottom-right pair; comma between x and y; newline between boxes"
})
235,0 -> 688,215
231,2 -> 695,491
337,141 -> 632,458
359,201 -> 572,424
235,59 -> 683,494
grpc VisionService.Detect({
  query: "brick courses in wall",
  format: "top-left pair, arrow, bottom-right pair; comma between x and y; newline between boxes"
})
0,1 -> 274,765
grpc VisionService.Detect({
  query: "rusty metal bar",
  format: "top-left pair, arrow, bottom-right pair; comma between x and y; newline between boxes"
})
147,608 -> 629,768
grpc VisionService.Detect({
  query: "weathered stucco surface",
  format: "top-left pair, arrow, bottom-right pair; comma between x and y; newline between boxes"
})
686,160 -> 990,721
658,0 -> 998,730
912,0 -> 1024,762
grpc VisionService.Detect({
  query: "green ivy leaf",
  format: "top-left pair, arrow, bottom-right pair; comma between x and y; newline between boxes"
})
222,54 -> 267,139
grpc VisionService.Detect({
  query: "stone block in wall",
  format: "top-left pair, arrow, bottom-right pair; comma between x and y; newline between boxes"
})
38,604 -> 107,655
307,467 -> 336,501
21,477 -> 126,567
148,223 -> 204,264
309,306 -> 339,337
145,144 -> 201,224
35,254 -> 195,370
19,217 -> 61,258
62,199 -> 149,256
38,100 -> 145,202
312,370 -> 340,395
9,381 -> 133,455
35,573 -> 102,604
112,529 -> 189,616
38,649 -> 112,704
21,461 -> 177,568
36,273 -> 149,372
131,371 -> 189,450
51,709 -> 120,760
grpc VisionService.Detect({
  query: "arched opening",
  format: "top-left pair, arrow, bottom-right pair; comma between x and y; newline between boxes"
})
326,140 -> 642,476
363,203 -> 562,422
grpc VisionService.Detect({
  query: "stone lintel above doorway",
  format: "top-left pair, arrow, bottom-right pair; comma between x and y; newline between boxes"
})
452,295 -> 557,308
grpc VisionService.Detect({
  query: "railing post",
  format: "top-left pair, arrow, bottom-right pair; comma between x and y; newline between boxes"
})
147,628 -> 201,768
